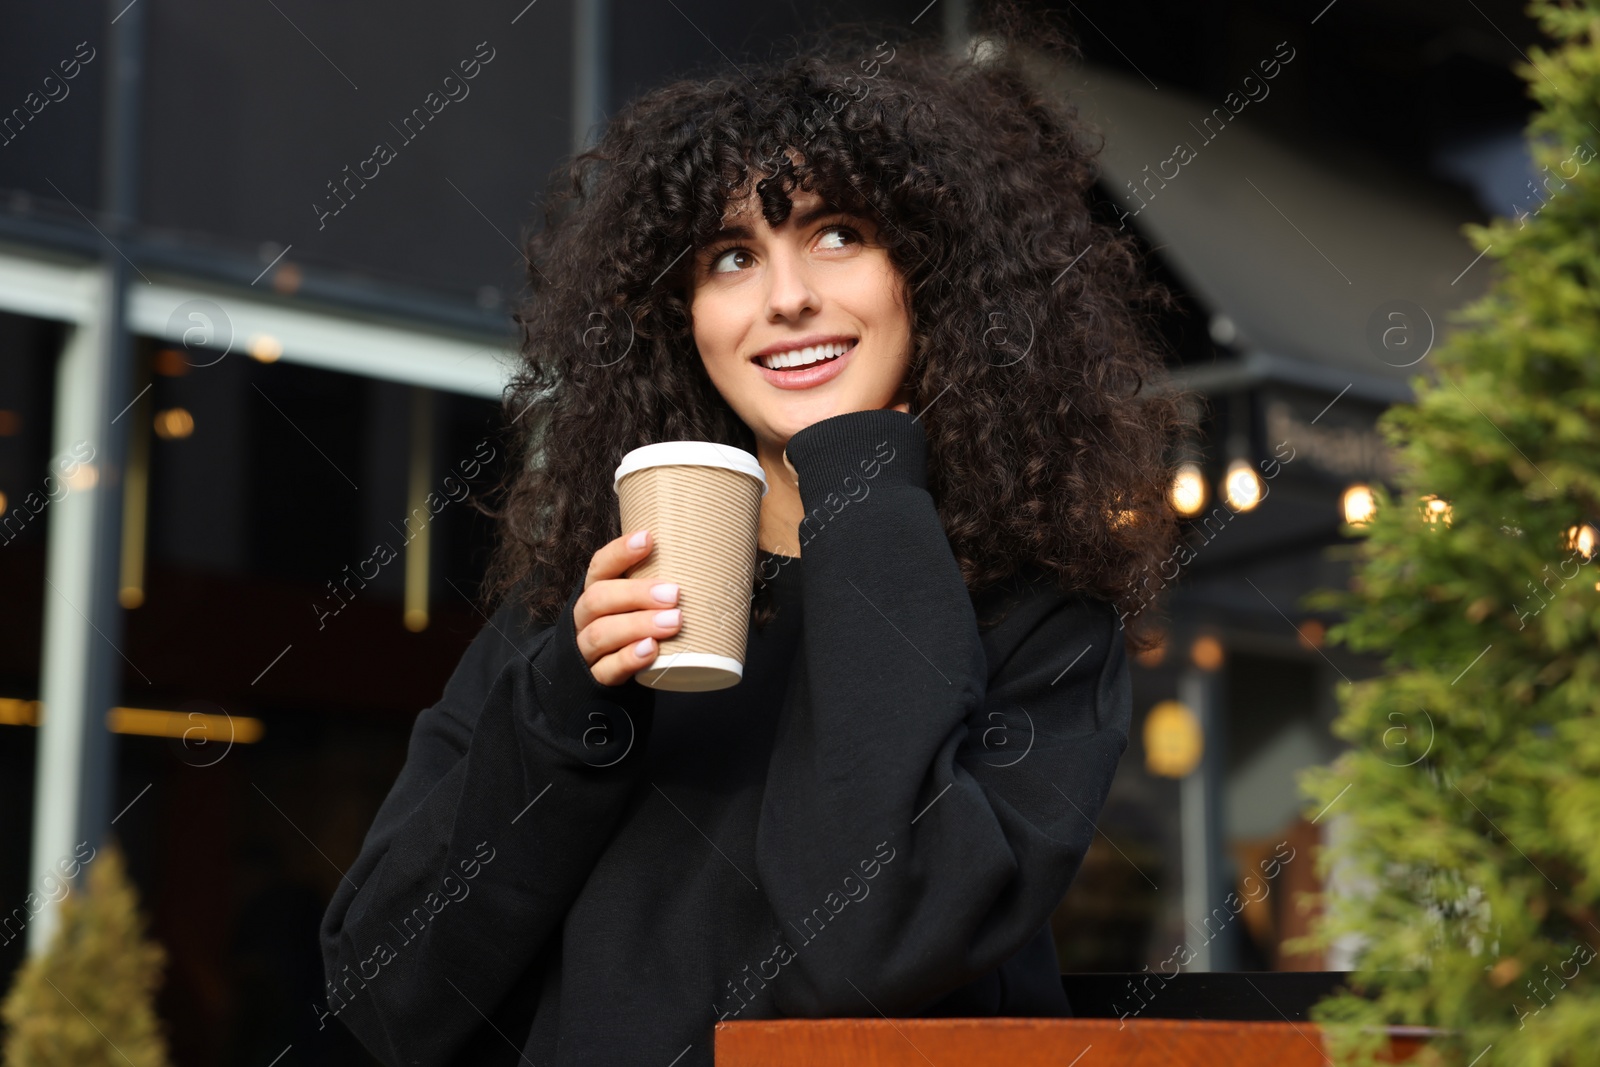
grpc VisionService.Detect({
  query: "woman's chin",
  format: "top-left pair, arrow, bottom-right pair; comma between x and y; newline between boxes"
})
760,393 -> 903,453
766,408 -> 838,445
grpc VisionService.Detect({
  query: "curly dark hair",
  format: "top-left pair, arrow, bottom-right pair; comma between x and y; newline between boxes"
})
479,1 -> 1193,646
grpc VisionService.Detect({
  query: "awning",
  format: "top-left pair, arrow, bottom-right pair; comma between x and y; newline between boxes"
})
1027,58 -> 1495,402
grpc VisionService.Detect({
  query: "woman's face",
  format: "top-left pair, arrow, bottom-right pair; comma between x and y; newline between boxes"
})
689,183 -> 912,453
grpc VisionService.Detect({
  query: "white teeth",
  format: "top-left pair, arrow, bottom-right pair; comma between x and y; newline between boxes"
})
759,341 -> 853,370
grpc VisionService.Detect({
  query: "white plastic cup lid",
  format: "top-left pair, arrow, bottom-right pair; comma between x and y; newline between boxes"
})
613,441 -> 768,496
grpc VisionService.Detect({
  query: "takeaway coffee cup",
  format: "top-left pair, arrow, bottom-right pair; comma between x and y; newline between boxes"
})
613,441 -> 768,691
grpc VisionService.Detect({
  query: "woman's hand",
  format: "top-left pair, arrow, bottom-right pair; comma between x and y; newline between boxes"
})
574,530 -> 682,686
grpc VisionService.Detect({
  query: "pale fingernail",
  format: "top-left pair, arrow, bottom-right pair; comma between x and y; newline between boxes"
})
634,637 -> 654,657
627,530 -> 648,550
651,583 -> 679,604
654,609 -> 681,627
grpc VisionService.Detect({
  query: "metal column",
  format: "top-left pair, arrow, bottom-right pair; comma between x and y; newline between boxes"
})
1178,661 -> 1235,971
28,0 -> 145,953
944,0 -> 971,54
572,0 -> 609,155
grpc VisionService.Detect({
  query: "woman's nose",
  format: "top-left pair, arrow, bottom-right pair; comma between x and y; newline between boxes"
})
764,248 -> 819,321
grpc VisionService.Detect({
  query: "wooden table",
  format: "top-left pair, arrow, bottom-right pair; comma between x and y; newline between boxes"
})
715,1017 -> 1427,1065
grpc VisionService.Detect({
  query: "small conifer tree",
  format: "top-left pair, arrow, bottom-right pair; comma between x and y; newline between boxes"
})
1298,1 -> 1600,1063
1,840 -> 172,1067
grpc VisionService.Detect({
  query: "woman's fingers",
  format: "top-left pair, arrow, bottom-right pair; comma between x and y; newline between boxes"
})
576,528 -> 683,684
585,529 -> 652,590
577,607 -> 682,669
574,576 -> 679,635
589,636 -> 662,687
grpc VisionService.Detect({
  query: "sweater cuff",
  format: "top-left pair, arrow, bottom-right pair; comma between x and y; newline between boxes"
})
528,577 -> 654,767
784,409 -> 928,507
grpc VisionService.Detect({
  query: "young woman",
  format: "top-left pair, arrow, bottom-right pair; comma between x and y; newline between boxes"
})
321,8 -> 1186,1065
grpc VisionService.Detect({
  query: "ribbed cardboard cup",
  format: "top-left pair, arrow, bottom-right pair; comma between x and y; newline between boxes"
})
613,442 -> 767,692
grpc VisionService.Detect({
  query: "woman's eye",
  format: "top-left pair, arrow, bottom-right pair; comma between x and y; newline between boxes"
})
710,248 -> 752,274
817,226 -> 859,251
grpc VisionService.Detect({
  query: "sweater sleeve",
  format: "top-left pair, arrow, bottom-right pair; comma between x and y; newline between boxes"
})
756,408 -> 1131,1016
318,577 -> 655,1067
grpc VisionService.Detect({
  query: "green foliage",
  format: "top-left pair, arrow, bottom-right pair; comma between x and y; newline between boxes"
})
1295,3 -> 1600,1063
1,840 -> 172,1067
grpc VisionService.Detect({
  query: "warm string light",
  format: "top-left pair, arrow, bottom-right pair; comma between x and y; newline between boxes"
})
1337,497 -> 1599,595
1564,525 -> 1598,590
65,463 -> 97,490
1223,458 -> 1263,512
1297,618 -> 1325,649
1566,523 -> 1597,560
1144,700 -> 1203,778
1161,462 -> 1474,536
248,333 -> 284,363
1169,462 -> 1207,517
1343,483 -> 1376,525
1165,458 -> 1275,516
1420,494 -> 1452,526
153,349 -> 190,376
153,407 -> 194,440
1190,634 -> 1224,671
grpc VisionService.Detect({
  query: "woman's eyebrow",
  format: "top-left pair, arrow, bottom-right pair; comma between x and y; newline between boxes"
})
705,201 -> 848,245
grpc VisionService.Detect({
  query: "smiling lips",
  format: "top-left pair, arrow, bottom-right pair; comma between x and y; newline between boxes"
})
752,338 -> 858,390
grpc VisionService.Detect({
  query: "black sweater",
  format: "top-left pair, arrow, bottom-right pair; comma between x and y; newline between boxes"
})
318,409 -> 1131,1066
